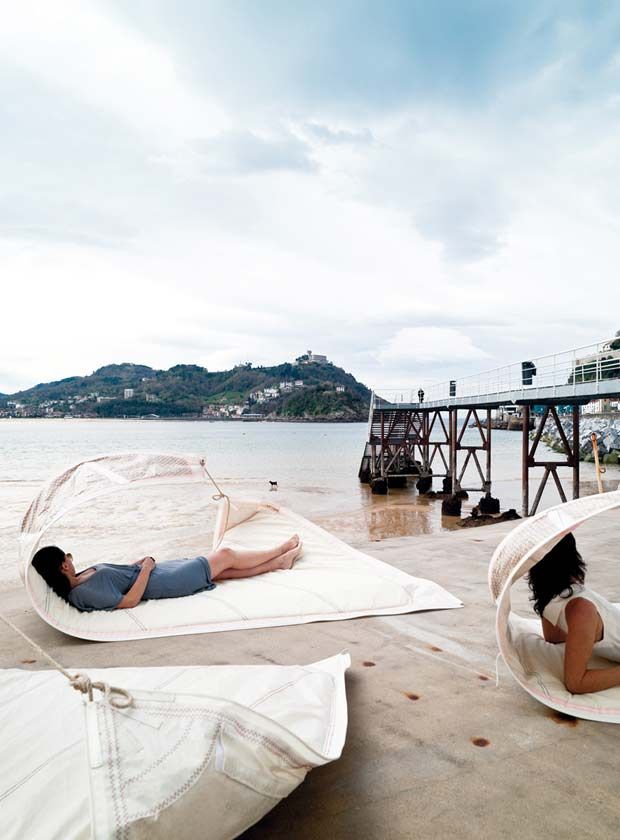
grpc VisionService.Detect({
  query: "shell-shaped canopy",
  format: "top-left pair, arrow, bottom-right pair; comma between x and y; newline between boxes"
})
489,490 -> 620,722
489,489 -> 620,603
19,452 -> 209,576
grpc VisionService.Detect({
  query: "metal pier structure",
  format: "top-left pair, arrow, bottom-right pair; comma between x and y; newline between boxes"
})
359,336 -> 620,516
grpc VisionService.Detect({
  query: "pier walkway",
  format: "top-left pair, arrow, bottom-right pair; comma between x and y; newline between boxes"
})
359,337 -> 620,515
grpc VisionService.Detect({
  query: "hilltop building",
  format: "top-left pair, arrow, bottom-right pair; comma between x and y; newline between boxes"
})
297,350 -> 329,365
123,388 -> 134,399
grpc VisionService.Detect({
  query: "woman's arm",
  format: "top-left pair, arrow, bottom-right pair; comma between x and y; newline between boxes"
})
132,556 -> 155,566
542,616 -> 567,644
116,558 -> 155,610
564,598 -> 620,694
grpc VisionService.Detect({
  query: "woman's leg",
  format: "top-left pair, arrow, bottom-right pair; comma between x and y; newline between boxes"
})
214,549 -> 298,581
208,535 -> 300,580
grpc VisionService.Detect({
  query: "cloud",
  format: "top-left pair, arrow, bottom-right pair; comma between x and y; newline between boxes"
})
0,1 -> 227,141
303,122 -> 373,146
192,129 -> 316,175
413,193 -> 507,262
0,193 -> 137,247
1,2 -> 620,394
377,328 -> 490,366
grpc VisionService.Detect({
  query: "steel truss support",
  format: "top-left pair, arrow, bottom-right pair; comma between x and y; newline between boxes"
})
448,408 -> 493,494
426,409 -> 451,479
368,408 -> 429,479
521,403 -> 580,517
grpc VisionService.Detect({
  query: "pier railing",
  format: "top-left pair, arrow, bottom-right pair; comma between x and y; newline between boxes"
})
373,336 -> 620,408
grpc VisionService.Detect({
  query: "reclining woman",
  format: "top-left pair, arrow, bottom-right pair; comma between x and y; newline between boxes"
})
529,532 -> 620,695
32,536 -> 302,612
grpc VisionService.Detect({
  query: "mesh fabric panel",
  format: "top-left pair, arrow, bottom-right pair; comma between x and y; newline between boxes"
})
488,490 -> 620,602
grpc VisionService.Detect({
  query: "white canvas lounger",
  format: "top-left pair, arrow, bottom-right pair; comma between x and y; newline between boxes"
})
19,453 -> 462,642
0,653 -> 350,840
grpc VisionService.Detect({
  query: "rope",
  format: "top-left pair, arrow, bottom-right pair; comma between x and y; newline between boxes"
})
494,651 -> 502,688
0,611 -> 133,708
200,458 -> 230,549
200,458 -> 227,501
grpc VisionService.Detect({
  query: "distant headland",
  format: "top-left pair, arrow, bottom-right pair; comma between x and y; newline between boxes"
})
0,351 -> 371,422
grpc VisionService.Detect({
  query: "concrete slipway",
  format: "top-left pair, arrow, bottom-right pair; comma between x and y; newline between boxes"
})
1,514 -> 619,840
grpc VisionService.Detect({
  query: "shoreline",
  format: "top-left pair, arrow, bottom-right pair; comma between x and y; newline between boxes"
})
0,416 -> 368,424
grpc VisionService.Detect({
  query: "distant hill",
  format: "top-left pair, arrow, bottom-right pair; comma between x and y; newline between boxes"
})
1,361 -> 371,421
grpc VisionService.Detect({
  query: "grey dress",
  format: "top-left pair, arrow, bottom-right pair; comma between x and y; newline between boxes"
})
67,557 -> 215,612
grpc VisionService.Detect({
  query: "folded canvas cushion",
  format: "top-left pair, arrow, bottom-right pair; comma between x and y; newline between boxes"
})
0,653 -> 350,840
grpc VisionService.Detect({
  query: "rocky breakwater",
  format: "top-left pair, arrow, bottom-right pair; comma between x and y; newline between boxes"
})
535,416 -> 620,465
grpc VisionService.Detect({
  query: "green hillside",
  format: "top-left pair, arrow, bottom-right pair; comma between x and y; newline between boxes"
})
2,360 -> 371,421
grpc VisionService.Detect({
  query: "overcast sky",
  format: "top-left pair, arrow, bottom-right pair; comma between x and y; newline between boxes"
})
2,1 -> 619,393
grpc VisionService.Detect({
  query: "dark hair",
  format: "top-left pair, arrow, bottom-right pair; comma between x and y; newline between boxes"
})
31,546 -> 71,602
528,533 -> 586,616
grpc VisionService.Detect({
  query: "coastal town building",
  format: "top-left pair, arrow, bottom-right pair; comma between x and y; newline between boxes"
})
203,403 -> 246,418
123,388 -> 134,399
584,398 -> 620,414
336,385 -> 345,393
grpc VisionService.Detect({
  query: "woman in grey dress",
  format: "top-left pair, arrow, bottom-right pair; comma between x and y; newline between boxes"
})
31,536 -> 302,612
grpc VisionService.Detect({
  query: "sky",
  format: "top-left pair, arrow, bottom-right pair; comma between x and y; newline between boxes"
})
1,0 -> 620,394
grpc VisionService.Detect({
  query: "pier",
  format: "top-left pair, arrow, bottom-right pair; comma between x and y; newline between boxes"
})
359,337 -> 620,516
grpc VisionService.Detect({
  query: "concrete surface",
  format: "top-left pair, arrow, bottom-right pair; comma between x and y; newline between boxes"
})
2,514 -> 620,840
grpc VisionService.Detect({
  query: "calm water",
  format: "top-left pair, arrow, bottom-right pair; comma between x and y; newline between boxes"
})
1,418 -> 618,588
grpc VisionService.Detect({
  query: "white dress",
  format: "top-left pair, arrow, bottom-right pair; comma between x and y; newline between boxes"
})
543,584 -> 620,663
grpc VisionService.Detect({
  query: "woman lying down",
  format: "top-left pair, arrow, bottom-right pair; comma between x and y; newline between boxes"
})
31,536 -> 302,612
529,533 -> 620,695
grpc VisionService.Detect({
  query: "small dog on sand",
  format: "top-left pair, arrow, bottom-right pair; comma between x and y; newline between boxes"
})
269,480 -> 278,491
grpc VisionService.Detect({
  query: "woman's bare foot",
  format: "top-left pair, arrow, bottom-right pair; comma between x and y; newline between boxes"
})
274,541 -> 303,571
276,534 -> 300,556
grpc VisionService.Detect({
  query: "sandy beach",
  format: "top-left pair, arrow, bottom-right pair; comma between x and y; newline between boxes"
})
2,510 -> 620,838
1,421 -> 619,837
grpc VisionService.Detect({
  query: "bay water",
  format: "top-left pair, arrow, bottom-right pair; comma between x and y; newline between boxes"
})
1,418 -> 617,589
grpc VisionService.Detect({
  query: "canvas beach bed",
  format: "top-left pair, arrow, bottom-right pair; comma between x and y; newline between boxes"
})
19,453 -> 462,641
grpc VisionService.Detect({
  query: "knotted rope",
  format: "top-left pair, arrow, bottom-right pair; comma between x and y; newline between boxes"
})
200,458 -> 231,549
0,611 -> 133,708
